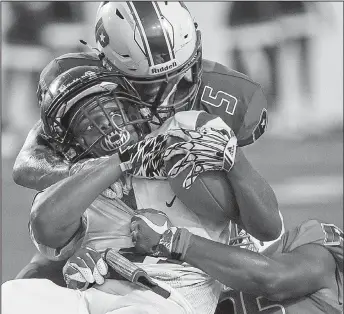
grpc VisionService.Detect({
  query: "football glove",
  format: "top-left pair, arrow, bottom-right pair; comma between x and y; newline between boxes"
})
131,208 -> 192,260
164,126 -> 237,189
118,134 -> 169,179
70,134 -> 169,180
63,246 -> 108,291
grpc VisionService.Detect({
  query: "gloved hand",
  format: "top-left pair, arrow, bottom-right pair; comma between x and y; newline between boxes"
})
164,126 -> 237,189
69,134 -> 171,180
68,132 -> 170,198
131,208 -> 192,260
118,134 -> 169,179
63,246 -> 108,291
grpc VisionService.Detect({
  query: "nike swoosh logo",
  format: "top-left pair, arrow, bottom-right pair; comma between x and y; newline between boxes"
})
135,214 -> 168,234
165,195 -> 177,208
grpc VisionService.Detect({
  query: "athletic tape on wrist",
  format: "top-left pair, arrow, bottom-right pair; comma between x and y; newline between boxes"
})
171,228 -> 192,261
119,161 -> 132,173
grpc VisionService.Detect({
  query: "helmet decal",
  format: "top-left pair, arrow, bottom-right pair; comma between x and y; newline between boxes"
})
95,18 -> 110,48
149,60 -> 178,75
154,2 -> 175,51
128,1 -> 174,66
100,128 -> 130,152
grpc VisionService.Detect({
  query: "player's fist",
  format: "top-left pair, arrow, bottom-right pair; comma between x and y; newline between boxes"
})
63,246 -> 108,291
130,208 -> 173,255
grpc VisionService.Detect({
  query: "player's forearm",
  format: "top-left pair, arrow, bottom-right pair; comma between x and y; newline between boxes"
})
30,154 -> 123,248
226,148 -> 281,241
13,119 -> 70,190
184,233 -> 281,297
13,151 -> 70,190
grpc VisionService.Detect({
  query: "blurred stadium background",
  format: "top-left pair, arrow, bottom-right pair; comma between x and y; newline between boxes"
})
1,2 -> 343,283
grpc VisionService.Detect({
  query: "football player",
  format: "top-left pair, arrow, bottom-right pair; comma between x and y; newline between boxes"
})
130,209 -> 343,314
13,1 -> 281,285
3,59 -> 281,314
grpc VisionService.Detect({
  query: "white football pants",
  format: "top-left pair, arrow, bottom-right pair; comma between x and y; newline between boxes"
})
2,278 -> 195,314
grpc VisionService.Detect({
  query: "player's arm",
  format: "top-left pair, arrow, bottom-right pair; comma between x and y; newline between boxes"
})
183,235 -> 335,301
132,212 -> 336,302
13,120 -> 70,191
30,154 -> 123,249
167,112 -> 281,241
226,147 -> 281,241
228,87 -> 280,240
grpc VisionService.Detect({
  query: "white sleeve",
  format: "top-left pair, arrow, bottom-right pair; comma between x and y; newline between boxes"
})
28,215 -> 87,261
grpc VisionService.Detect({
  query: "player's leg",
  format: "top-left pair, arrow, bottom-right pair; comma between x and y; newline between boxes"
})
15,252 -> 66,287
2,278 -> 87,314
84,280 -> 192,314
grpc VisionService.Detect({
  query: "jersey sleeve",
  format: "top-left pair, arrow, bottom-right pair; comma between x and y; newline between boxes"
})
281,220 -> 343,253
196,61 -> 269,147
281,219 -> 343,305
236,87 -> 268,147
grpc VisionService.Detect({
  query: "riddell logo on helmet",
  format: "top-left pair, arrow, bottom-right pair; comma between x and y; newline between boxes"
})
150,61 -> 178,75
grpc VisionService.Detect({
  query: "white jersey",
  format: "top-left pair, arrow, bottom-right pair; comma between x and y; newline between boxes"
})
31,111 -> 234,314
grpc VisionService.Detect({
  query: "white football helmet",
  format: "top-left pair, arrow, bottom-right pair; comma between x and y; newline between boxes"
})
95,1 -> 202,124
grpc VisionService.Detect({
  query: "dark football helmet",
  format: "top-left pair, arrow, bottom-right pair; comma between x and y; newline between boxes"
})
40,65 -> 153,162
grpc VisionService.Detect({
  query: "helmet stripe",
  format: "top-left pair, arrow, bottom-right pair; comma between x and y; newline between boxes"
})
127,1 -> 154,66
131,1 -> 171,65
153,2 -> 175,58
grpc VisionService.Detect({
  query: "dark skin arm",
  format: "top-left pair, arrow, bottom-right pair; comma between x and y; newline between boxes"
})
226,147 -> 281,241
30,153 -> 123,249
16,252 -> 67,287
13,120 -> 70,191
184,234 -> 335,301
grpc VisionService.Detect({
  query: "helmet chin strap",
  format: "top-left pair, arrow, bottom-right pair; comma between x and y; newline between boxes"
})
160,81 -> 178,108
151,74 -> 186,125
153,81 -> 168,111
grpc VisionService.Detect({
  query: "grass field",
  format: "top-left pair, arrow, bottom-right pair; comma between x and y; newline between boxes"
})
2,134 -> 343,283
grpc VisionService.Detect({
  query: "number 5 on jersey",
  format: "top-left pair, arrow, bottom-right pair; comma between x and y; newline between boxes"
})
201,85 -> 237,115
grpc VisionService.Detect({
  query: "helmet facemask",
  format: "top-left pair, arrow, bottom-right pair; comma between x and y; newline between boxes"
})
100,29 -> 203,126
64,95 -> 139,160
43,74 -> 151,162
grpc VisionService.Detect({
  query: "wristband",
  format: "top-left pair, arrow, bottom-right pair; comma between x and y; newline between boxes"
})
171,228 -> 192,261
119,161 -> 132,173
